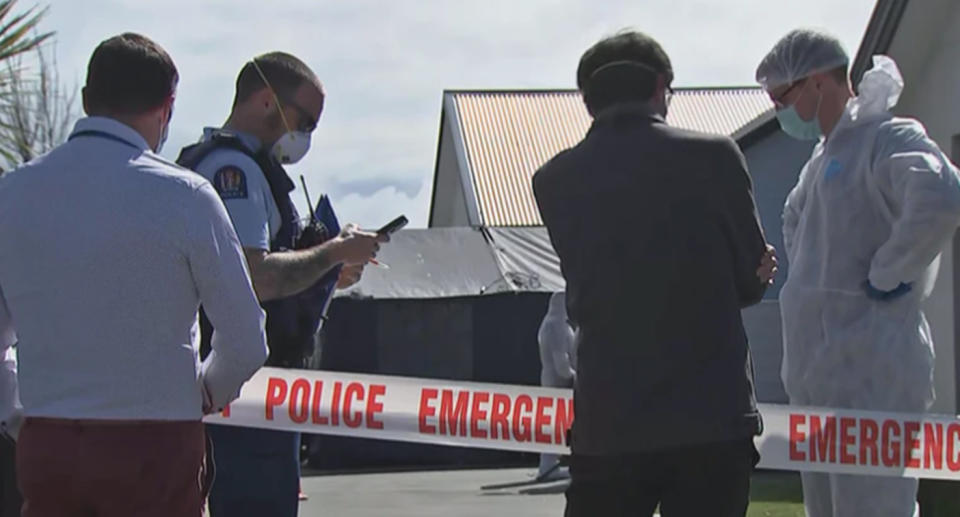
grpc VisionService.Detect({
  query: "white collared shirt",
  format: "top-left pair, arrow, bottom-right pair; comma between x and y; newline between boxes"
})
0,117 -> 268,421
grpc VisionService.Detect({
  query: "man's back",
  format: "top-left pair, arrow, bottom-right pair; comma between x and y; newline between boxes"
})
0,117 -> 264,420
1,33 -> 271,517
534,105 -> 767,454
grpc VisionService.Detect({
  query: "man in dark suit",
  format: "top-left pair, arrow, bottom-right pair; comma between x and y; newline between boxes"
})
533,30 -> 776,517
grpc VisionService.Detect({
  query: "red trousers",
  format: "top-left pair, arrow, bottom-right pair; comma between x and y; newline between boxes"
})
16,417 -> 206,517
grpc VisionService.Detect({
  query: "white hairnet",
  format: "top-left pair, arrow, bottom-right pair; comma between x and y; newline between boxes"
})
756,29 -> 850,90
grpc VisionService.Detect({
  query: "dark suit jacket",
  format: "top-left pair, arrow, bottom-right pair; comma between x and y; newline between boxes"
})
533,103 -> 768,455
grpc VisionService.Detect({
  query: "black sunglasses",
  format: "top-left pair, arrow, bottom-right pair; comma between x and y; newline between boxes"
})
279,96 -> 318,133
772,79 -> 806,109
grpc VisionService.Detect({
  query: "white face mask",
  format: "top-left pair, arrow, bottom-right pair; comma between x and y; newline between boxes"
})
271,130 -> 311,164
155,105 -> 172,153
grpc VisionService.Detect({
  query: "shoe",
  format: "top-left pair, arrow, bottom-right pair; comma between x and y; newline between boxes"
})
537,466 -> 570,482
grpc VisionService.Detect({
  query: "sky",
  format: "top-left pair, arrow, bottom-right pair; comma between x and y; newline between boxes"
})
41,0 -> 877,228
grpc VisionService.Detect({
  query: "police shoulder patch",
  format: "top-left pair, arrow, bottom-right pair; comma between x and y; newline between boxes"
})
213,166 -> 248,199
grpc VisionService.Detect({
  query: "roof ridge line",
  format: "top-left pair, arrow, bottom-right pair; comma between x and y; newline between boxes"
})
444,86 -> 765,95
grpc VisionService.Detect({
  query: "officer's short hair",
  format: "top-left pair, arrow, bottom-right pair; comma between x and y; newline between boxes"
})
577,30 -> 673,115
84,33 -> 178,116
233,52 -> 321,107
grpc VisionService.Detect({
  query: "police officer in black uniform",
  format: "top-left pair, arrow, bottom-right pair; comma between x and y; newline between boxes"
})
178,52 -> 385,516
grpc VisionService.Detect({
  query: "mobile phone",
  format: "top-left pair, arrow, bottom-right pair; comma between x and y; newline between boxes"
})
377,215 -> 408,235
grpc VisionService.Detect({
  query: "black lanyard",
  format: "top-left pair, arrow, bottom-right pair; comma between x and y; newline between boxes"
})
68,130 -> 143,151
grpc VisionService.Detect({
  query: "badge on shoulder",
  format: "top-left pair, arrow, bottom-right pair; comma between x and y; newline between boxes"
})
213,166 -> 248,199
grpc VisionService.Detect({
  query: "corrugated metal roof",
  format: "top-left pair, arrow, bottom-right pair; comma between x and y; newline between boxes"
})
450,89 -> 773,226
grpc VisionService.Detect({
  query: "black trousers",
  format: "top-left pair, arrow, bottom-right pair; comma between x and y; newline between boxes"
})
565,438 -> 758,517
0,435 -> 19,517
918,479 -> 960,516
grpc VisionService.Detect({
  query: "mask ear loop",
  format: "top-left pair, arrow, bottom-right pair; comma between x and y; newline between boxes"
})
812,82 -> 824,131
251,58 -> 295,134
584,60 -> 665,113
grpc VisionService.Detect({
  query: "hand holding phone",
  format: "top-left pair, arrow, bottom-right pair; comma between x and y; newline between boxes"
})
377,215 -> 408,235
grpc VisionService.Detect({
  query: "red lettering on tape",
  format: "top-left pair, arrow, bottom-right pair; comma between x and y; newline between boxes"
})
924,423 -> 944,471
554,398 -> 574,445
490,393 -> 511,440
311,381 -> 329,425
289,379 -> 310,424
419,388 -> 438,434
882,420 -> 901,468
439,390 -> 469,436
840,417 -> 856,465
860,418 -> 879,466
789,414 -> 806,462
513,395 -> 533,442
331,382 -> 343,426
534,397 -> 553,444
948,423 -> 960,472
265,378 -> 288,421
366,384 -> 386,430
905,421 -> 921,469
343,383 -> 365,428
810,416 -> 837,463
470,392 -> 490,439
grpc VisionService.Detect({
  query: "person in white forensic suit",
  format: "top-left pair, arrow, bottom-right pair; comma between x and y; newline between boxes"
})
537,292 -> 577,480
0,290 -> 20,515
756,29 -> 960,517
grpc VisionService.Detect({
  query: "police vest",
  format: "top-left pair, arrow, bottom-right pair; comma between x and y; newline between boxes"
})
177,132 -> 329,367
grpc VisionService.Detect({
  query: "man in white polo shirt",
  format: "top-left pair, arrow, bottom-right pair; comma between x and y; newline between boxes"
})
0,33 -> 269,517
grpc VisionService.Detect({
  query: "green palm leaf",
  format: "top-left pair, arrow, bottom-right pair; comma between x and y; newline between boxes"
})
0,2 -> 50,62
0,1 -> 61,173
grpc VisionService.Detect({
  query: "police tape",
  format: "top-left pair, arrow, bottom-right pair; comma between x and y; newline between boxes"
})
203,367 -> 960,480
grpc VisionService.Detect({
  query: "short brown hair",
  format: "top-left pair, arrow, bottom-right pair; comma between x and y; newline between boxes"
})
84,33 -> 178,115
232,52 -> 320,107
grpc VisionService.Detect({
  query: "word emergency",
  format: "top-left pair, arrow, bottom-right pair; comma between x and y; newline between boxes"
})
789,413 -> 960,472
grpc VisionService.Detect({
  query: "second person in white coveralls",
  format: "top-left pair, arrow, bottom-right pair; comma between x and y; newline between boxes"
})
537,292 -> 576,480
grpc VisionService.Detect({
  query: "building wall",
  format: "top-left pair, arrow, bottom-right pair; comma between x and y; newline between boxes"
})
742,300 -> 787,403
889,2 -> 960,413
738,130 -> 816,403
429,115 -> 472,227
743,130 -> 817,300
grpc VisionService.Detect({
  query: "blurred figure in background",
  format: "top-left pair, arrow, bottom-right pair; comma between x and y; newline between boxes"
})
537,292 -> 576,481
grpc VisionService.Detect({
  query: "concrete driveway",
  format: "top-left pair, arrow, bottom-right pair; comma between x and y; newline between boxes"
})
298,468 -> 565,517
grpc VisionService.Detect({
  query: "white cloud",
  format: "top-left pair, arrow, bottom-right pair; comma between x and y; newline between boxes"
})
328,184 -> 432,232
46,0 -> 876,228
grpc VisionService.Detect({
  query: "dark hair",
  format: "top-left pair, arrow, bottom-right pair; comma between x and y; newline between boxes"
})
232,52 -> 321,107
577,30 -> 673,114
84,33 -> 178,115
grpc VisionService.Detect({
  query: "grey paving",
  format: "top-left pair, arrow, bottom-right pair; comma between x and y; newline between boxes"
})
298,468 -> 566,517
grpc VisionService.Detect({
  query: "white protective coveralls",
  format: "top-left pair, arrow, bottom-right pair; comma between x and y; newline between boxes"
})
778,56 -> 960,516
0,287 -> 18,440
537,292 -> 576,478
